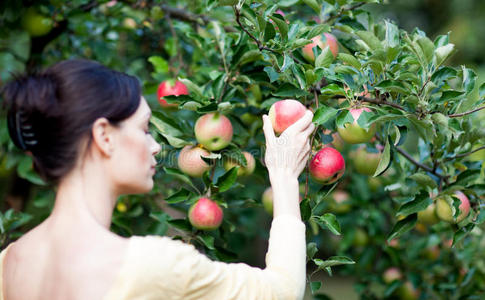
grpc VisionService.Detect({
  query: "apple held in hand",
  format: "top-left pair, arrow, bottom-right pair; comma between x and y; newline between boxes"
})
309,147 -> 345,185
195,112 -> 233,151
302,33 -> 339,62
177,145 -> 211,177
337,108 -> 376,144
436,191 -> 471,223
223,151 -> 256,176
157,80 -> 188,108
188,197 -> 223,230
269,99 -> 307,135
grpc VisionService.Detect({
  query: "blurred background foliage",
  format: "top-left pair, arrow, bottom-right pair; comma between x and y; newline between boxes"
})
0,1 -> 484,300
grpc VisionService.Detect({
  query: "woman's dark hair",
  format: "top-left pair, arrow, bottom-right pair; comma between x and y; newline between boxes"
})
2,59 -> 141,184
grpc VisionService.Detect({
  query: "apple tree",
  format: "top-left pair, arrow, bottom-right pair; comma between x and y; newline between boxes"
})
1,0 -> 485,299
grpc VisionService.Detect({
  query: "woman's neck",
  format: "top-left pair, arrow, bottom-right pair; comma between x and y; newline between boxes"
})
47,164 -> 118,231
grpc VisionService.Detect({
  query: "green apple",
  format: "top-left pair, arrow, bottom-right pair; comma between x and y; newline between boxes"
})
22,7 -> 54,37
350,145 -> 381,175
337,108 -> 376,144
436,191 -> 471,223
223,151 -> 256,176
417,202 -> 439,225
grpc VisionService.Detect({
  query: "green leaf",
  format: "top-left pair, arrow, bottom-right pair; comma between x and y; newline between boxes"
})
268,15 -> 288,41
461,66 -> 477,95
314,256 -> 355,269
417,36 -> 435,64
196,235 -> 215,250
167,219 -> 191,231
320,83 -> 345,96
306,24 -> 331,39
375,80 -> 407,94
373,137 -> 391,177
151,112 -> 191,148
396,192 -> 432,217
387,214 -> 417,242
216,167 -> 238,192
435,43 -> 455,67
313,105 -> 338,125
307,242 -> 318,260
273,83 -> 309,97
452,223 -> 475,247
148,56 -> 169,74
409,173 -> 438,189
237,50 -> 263,66
264,66 -> 279,82
317,213 -> 341,235
439,91 -> 465,103
302,0 -> 321,13
165,188 -> 192,204
356,31 -> 383,51
479,82 -> 485,99
431,66 -> 457,84
264,21 -> 276,42
384,20 -> 399,48
336,110 -> 354,128
337,53 -> 361,70
315,46 -> 334,68
178,78 -> 204,99
311,281 -> 322,293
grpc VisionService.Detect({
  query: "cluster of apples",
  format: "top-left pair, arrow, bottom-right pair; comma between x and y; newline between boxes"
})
157,80 -> 257,230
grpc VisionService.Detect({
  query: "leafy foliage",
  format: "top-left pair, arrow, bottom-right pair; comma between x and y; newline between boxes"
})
1,0 -> 484,299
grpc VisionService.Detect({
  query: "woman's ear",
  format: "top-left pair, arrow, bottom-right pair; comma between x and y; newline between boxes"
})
91,118 -> 115,157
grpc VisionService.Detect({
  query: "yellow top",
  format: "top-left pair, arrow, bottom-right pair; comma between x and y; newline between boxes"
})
0,215 -> 306,300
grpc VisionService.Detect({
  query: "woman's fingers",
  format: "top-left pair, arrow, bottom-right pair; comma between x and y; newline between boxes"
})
262,114 -> 276,146
285,110 -> 314,134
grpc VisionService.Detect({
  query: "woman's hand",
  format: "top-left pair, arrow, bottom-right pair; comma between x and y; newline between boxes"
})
262,110 -> 315,181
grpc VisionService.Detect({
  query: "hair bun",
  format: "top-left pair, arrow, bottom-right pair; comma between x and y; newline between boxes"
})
3,72 -> 59,151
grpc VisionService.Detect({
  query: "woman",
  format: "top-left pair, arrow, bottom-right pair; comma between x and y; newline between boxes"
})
0,59 -> 315,300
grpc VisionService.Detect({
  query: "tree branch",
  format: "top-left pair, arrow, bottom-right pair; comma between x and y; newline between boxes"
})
444,145 -> 485,161
357,96 -> 406,111
234,7 -> 280,55
449,106 -> 485,118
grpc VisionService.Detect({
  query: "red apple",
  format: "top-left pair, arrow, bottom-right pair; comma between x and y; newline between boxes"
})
188,197 -> 223,230
194,112 -> 233,151
302,33 -> 339,62
350,145 -> 381,175
157,80 -> 188,108
436,191 -> 471,223
337,107 -> 376,144
383,267 -> 403,284
309,147 -> 345,185
177,145 -> 211,177
223,151 -> 256,176
268,99 -> 307,135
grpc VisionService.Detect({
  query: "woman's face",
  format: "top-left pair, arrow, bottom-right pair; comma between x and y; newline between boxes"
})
110,97 -> 161,194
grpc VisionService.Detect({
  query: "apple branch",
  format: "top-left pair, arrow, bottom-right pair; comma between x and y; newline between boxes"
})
444,146 -> 485,161
234,7 -> 280,55
448,105 -> 485,118
357,95 -> 406,111
375,135 -> 448,181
